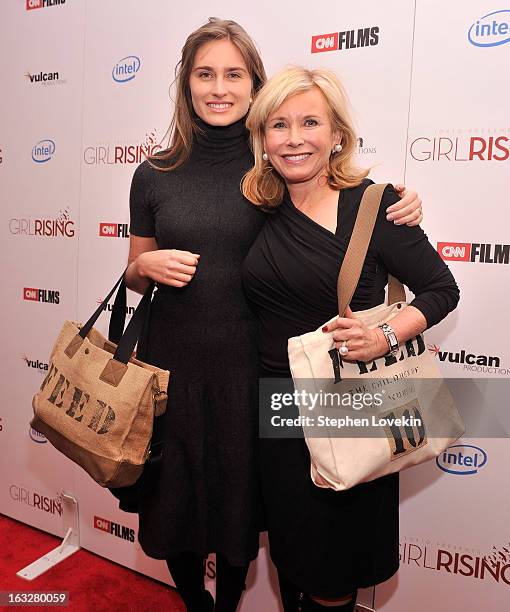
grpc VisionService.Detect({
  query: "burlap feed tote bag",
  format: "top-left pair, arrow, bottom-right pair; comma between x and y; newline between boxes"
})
31,273 -> 169,488
287,184 -> 465,491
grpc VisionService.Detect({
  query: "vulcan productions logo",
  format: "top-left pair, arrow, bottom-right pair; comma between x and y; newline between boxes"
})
26,0 -> 65,9
356,137 -> 377,156
99,222 -> 129,238
25,70 -> 66,86
10,206 -> 76,238
22,355 -> 49,373
409,128 -> 510,162
10,485 -> 62,516
437,242 -> 509,264
468,9 -> 510,47
428,344 -> 508,376
23,287 -> 60,304
97,298 -> 134,316
83,130 -> 161,165
94,516 -> 135,542
400,536 -> 510,586
311,26 -> 379,53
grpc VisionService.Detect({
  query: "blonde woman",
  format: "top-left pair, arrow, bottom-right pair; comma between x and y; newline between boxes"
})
114,18 -> 424,611
242,67 -> 459,611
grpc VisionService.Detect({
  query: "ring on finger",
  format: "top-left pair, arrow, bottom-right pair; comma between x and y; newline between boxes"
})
339,340 -> 349,356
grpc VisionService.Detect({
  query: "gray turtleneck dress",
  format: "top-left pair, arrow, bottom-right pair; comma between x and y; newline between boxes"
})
127,117 -> 266,566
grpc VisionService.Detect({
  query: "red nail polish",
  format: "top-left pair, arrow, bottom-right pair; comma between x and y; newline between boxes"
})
322,326 -> 328,332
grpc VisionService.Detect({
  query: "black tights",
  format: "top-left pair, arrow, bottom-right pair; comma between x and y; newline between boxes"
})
166,552 -> 249,612
277,568 -> 357,611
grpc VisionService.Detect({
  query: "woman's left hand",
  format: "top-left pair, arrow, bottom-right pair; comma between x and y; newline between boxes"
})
387,184 -> 423,226
322,307 -> 387,362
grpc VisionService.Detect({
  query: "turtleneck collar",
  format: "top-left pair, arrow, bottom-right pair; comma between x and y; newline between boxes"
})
192,114 -> 250,161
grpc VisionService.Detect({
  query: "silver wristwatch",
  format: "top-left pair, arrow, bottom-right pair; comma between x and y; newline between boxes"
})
378,323 -> 399,356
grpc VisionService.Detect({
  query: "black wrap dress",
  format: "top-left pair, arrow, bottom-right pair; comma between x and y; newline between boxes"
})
125,117 -> 266,566
242,179 -> 459,596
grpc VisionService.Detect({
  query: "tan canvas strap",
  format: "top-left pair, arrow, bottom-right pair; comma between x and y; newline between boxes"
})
337,183 -> 406,316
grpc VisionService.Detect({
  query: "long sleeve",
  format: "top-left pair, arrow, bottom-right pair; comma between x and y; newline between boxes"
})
372,185 -> 460,328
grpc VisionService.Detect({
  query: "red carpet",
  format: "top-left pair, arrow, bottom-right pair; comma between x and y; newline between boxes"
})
0,514 -> 184,611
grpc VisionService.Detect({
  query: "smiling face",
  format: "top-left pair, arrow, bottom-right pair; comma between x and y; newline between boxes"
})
189,38 -> 253,126
263,87 -> 341,186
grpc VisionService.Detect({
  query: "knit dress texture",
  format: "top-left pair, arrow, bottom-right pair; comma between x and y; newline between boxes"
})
128,117 -> 266,566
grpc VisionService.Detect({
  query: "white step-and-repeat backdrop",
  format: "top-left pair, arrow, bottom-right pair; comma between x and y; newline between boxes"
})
0,1 -> 508,610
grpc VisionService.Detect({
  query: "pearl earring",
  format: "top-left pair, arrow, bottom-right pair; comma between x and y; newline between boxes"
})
249,97 -> 253,104
332,143 -> 342,154
262,152 -> 269,161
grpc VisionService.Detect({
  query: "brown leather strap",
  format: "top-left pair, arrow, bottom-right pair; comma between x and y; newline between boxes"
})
337,183 -> 406,316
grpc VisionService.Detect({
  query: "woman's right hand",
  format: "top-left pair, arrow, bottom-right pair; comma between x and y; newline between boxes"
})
137,249 -> 200,288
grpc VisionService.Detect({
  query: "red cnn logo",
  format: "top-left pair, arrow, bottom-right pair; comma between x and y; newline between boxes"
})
26,0 -> 42,10
24,287 -> 38,301
99,223 -> 118,237
437,242 -> 471,262
311,33 -> 339,53
94,516 -> 111,533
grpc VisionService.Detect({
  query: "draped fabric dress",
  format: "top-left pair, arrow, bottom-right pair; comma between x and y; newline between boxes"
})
242,179 -> 459,596
125,117 -> 266,566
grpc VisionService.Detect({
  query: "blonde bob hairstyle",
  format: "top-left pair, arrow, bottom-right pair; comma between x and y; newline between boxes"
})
242,66 -> 368,208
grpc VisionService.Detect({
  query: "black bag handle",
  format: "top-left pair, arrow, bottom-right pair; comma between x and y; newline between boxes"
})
112,280 -> 154,364
79,272 -> 125,340
79,271 -> 154,365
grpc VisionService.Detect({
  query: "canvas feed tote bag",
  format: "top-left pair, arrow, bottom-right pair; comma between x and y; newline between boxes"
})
287,184 -> 464,491
31,273 -> 169,488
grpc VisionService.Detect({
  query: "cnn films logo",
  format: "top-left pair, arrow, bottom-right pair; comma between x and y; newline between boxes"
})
26,0 -> 66,10
468,9 -> 510,47
94,516 -> 135,542
9,485 -> 62,516
83,130 -> 161,165
99,223 -> 129,238
32,139 -> 55,163
400,536 -> 510,587
437,242 -> 509,264
23,287 -> 60,304
311,26 -> 379,53
436,444 -> 487,475
29,426 -> 47,444
25,70 -> 66,86
356,137 -> 377,156
22,355 -> 49,373
428,343 -> 508,376
10,206 -> 76,238
409,128 -> 510,162
112,56 -> 141,83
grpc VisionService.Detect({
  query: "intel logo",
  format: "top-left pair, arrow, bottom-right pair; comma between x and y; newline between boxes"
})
468,9 -> 510,47
32,139 -> 55,163
112,56 -> 141,83
436,444 -> 487,475
29,427 -> 47,444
